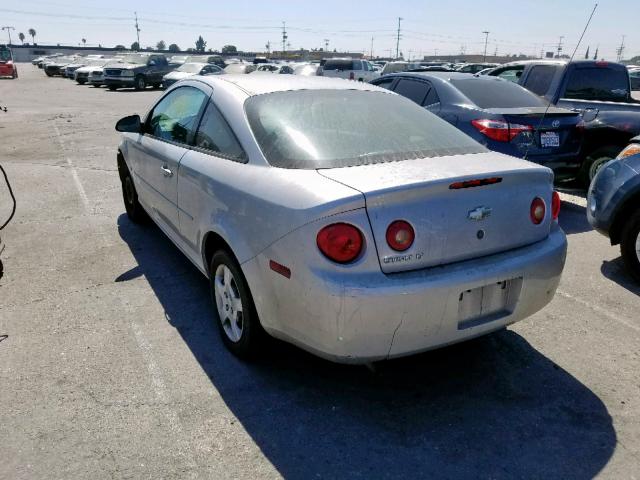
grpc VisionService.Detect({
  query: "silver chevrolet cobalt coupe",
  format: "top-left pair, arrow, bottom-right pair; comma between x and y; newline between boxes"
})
115,75 -> 567,364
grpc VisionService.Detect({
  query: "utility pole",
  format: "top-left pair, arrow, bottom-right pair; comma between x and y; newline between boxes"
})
435,48 -> 438,57
482,31 -> 490,62
395,17 -> 402,59
265,41 -> 271,58
134,12 -> 140,48
556,36 -> 564,58
282,22 -> 288,56
408,49 -> 412,61
616,35 -> 626,62
370,36 -> 374,59
324,38 -> 329,52
1,26 -> 15,45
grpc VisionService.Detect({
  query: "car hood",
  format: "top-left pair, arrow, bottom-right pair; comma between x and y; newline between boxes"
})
115,64 -> 145,70
163,71 -> 193,80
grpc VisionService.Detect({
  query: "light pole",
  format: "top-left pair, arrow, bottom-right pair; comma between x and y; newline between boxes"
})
1,26 -> 15,45
482,31 -> 490,62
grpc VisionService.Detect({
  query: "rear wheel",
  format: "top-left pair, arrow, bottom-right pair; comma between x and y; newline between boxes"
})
209,250 -> 264,359
134,75 -> 146,90
579,146 -> 621,188
77,79 -> 86,85
620,210 -> 640,282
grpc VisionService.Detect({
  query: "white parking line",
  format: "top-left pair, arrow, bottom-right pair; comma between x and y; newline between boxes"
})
52,122 -> 91,213
556,289 -> 640,333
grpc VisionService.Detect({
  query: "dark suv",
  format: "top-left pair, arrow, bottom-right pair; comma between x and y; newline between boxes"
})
104,54 -> 174,90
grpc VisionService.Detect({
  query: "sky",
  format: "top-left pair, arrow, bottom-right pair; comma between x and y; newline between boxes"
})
1,0 -> 638,60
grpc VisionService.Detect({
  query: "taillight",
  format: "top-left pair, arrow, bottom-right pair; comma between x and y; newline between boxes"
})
552,191 -> 561,220
530,197 -> 546,225
349,71 -> 355,80
317,223 -> 363,264
471,119 -> 533,142
386,220 -> 415,251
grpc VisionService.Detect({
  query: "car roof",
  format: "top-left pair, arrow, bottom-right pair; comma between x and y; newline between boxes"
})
196,74 -> 389,96
383,71 -> 498,82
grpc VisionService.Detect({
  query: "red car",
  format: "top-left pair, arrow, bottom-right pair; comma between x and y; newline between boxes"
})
0,45 -> 17,78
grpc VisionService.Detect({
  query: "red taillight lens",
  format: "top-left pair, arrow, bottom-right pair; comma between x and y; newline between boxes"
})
471,119 -> 533,142
317,223 -> 363,263
530,197 -> 546,225
551,191 -> 561,220
386,220 -> 415,251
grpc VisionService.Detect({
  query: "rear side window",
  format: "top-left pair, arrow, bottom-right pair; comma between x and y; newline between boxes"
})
194,102 -> 245,161
523,65 -> 558,96
245,90 -> 485,169
493,66 -> 524,83
451,78 -> 547,109
564,67 -> 630,102
393,79 -> 430,105
147,87 -> 207,144
374,77 -> 395,90
323,60 -> 352,71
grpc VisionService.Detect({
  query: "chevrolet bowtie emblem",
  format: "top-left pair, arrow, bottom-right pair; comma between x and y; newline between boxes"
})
468,206 -> 492,221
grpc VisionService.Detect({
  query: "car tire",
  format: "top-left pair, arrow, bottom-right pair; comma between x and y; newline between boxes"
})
77,79 -> 86,85
108,85 -> 117,91
209,250 -> 265,359
620,209 -> 640,282
134,75 -> 146,90
119,163 -> 148,224
579,146 -> 621,188
45,71 -> 53,77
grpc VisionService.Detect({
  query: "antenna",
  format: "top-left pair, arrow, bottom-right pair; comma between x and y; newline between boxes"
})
524,3 -> 598,161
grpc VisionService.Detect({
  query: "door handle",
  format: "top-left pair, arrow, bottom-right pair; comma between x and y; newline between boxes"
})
161,165 -> 173,177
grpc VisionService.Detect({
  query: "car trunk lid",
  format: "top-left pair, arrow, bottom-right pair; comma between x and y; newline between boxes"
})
318,152 -> 554,273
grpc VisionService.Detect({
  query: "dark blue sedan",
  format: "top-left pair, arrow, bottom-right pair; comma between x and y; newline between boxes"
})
371,72 -> 583,180
588,136 -> 640,281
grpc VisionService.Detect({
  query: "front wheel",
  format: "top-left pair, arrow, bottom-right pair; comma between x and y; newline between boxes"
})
620,210 -> 640,282
77,79 -> 86,85
119,163 -> 147,223
134,75 -> 146,90
209,250 -> 265,359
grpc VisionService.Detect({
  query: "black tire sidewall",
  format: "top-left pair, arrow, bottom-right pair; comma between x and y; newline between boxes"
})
579,146 -> 621,188
620,210 -> 640,282
135,75 -> 146,90
120,167 -> 146,223
209,250 -> 262,358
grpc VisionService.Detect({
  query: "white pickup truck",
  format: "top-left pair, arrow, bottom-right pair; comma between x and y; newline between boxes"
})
319,58 -> 379,82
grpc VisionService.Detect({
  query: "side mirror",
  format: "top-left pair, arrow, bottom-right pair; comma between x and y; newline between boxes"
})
148,60 -> 157,66
115,115 -> 142,133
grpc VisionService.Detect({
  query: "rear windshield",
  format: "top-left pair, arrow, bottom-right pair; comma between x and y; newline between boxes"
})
564,67 -> 630,102
451,78 -> 547,109
245,90 -> 485,169
0,48 -> 12,61
323,60 -> 354,71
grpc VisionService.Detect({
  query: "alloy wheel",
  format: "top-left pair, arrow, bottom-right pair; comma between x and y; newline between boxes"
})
213,264 -> 244,343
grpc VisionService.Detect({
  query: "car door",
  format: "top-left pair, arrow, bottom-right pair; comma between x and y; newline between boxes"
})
178,99 -> 247,263
132,85 -> 209,236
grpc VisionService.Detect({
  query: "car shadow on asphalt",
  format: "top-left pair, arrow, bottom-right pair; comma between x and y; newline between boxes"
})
117,214 -> 616,479
601,257 -> 640,297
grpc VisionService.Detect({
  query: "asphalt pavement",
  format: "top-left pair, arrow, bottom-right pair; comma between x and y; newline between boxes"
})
1,65 -> 639,479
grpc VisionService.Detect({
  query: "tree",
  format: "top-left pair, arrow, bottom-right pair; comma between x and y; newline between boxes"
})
28,28 -> 36,44
115,44 -> 126,50
156,40 -> 166,51
82,38 -> 86,46
131,41 -> 140,51
221,45 -> 237,55
18,32 -> 25,44
168,43 -> 180,52
195,36 -> 207,53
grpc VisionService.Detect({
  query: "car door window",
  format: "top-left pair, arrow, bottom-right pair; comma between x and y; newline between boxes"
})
147,87 -> 207,144
374,77 -> 395,90
194,101 -> 246,161
393,79 -> 430,105
494,66 -> 524,83
423,84 -> 440,106
523,65 -> 557,96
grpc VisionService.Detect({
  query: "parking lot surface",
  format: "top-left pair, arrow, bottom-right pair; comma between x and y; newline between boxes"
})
1,65 -> 639,479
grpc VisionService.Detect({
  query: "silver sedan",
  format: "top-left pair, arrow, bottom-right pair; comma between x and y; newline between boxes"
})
115,75 -> 567,364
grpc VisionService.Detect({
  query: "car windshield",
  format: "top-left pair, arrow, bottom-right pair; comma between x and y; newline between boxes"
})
451,78 -> 547,108
245,90 -> 485,169
178,63 -> 205,73
564,67 -> 630,102
125,54 -> 150,64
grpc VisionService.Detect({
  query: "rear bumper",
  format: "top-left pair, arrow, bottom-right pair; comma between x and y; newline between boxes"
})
0,65 -> 15,76
244,225 -> 567,364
